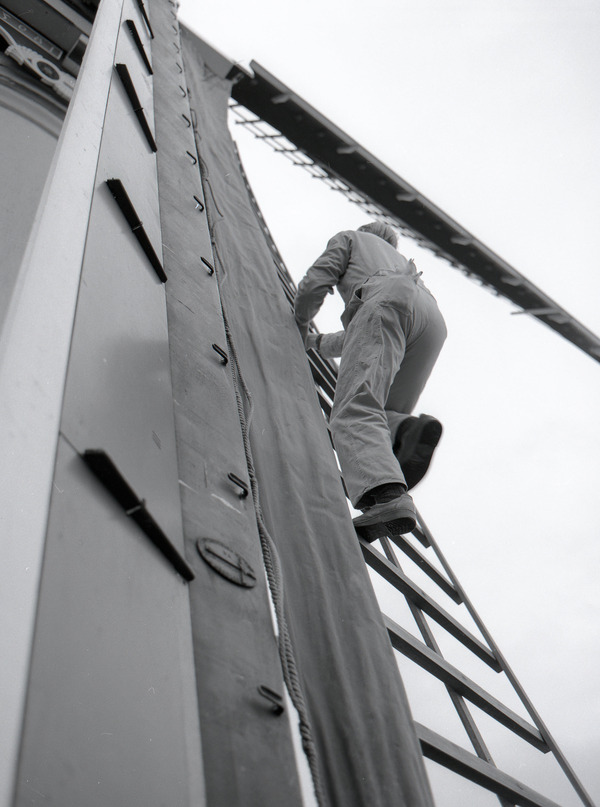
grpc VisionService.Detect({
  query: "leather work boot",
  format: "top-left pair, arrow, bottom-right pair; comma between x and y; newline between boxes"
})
394,414 -> 443,490
353,492 -> 417,542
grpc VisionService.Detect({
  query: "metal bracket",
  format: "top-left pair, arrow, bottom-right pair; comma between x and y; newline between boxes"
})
125,20 -> 152,74
106,178 -> 167,282
227,472 -> 249,498
135,0 -> 154,38
200,256 -> 214,273
115,63 -> 157,152
81,449 -> 194,582
212,343 -> 228,365
257,685 -> 285,716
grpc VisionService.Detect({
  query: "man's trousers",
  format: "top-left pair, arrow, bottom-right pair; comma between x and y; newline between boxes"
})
330,273 -> 447,508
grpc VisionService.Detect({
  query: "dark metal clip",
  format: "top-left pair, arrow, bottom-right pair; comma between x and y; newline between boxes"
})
106,179 -> 166,282
212,343 -> 228,365
227,472 -> 249,499
257,685 -> 285,716
81,450 -> 194,582
186,150 -> 197,165
115,64 -> 157,152
200,256 -> 213,274
125,20 -> 153,74
135,0 -> 154,38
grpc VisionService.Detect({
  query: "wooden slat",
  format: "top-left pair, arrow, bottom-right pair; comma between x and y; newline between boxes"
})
361,541 -> 501,671
380,537 -> 505,776
316,389 -> 332,418
0,1 -> 125,802
153,17 -> 304,807
384,615 -> 547,751
387,533 -> 462,604
310,360 -> 337,404
416,513 -> 597,807
411,525 -> 431,548
416,723 -> 563,807
308,346 -> 339,392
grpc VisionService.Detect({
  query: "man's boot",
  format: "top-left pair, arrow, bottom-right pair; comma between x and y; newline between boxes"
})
394,414 -> 442,489
353,484 -> 416,542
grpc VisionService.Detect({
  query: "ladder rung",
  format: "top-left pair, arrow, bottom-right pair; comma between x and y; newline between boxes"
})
361,541 -> 501,671
316,389 -> 332,418
415,723 -> 562,807
309,359 -> 337,402
387,533 -> 461,604
411,525 -> 430,548
384,615 -> 547,751
309,348 -> 339,391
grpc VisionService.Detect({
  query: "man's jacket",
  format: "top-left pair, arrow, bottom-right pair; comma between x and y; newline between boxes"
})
294,229 -> 425,357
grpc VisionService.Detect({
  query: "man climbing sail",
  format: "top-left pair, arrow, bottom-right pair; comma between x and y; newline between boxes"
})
294,222 -> 447,541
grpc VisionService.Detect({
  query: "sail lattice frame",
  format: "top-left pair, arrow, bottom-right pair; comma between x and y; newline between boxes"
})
227,61 -> 600,366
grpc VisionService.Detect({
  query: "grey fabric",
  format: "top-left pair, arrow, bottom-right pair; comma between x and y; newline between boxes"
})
315,329 -> 346,358
295,230 -> 437,370
152,16 -> 304,804
182,34 -> 434,807
329,273 -> 447,506
294,229 -> 426,336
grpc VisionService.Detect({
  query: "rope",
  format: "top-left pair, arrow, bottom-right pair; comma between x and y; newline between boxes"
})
222,312 -> 327,807
190,106 -> 327,804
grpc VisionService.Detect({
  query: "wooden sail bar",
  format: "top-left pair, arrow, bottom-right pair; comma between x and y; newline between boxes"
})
229,60 -> 600,365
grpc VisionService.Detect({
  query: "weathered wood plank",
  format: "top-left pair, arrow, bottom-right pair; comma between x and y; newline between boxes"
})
416,723 -> 563,807
361,541 -> 501,671
387,534 -> 462,603
0,1 -> 125,802
150,6 -> 303,806
385,615 -> 547,751
14,438 -> 203,807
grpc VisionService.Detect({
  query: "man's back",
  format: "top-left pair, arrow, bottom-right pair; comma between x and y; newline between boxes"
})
336,229 -> 415,305
295,229 -> 421,332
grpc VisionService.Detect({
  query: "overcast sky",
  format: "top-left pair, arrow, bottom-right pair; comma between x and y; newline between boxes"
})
178,2 -> 600,804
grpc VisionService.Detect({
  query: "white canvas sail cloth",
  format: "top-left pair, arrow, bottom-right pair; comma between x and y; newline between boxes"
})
182,29 -> 436,804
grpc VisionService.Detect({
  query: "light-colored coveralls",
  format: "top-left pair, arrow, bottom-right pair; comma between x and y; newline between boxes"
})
295,229 -> 447,508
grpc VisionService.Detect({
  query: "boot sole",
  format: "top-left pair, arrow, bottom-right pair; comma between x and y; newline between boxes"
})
355,514 -> 417,543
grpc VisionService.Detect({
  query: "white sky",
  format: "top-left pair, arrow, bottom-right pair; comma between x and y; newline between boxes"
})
178,2 -> 600,805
